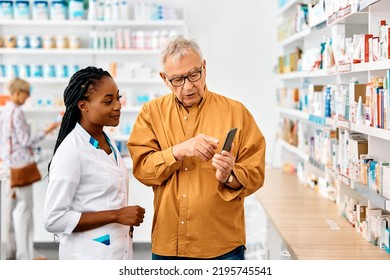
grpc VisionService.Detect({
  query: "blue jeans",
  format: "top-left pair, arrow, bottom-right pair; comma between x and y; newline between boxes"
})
152,245 -> 245,260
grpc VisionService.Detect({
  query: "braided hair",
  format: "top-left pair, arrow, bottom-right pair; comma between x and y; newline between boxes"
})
48,66 -> 112,173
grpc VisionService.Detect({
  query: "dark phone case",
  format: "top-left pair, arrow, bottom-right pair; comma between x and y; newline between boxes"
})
221,128 -> 237,152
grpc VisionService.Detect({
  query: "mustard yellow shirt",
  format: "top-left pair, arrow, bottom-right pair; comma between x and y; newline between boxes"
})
128,88 -> 266,258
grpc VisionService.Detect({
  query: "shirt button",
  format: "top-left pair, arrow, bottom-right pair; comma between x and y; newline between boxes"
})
184,116 -> 188,120
181,221 -> 185,224
184,167 -> 188,171
182,194 -> 186,198
125,250 -> 127,253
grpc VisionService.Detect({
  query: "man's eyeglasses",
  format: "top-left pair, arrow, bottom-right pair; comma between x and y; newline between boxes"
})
167,66 -> 203,87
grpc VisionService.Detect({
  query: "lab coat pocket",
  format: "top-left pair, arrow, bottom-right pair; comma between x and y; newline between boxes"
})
71,236 -> 111,260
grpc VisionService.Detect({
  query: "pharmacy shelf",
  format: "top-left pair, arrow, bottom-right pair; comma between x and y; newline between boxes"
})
277,69 -> 329,80
279,139 -> 309,161
278,108 -> 335,127
325,166 -> 351,186
325,164 -> 390,211
327,7 -> 368,26
308,157 -> 325,172
309,18 -> 326,28
335,119 -> 350,129
278,28 -> 310,47
277,0 -> 299,15
276,0 -> 390,222
0,19 -> 186,27
352,60 -> 390,72
257,168 -> 390,259
0,48 -> 161,55
352,181 -> 390,211
359,0 -> 382,11
308,114 -> 327,126
0,106 -> 142,113
350,123 -> 390,141
0,77 -> 162,84
22,107 -> 64,113
278,59 -> 390,79
278,107 -> 309,120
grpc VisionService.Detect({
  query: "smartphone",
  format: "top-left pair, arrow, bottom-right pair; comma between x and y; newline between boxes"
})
221,128 -> 237,153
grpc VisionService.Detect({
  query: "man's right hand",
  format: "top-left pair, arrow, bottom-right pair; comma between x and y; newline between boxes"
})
172,134 -> 219,161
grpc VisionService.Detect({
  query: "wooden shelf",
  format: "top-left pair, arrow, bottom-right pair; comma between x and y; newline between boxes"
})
256,167 -> 390,259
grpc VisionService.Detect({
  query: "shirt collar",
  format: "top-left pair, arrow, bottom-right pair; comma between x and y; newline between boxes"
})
76,123 -> 118,164
173,85 -> 210,110
88,131 -> 114,150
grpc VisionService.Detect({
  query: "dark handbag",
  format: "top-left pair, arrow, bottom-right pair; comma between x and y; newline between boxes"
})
9,108 -> 42,188
10,162 -> 41,188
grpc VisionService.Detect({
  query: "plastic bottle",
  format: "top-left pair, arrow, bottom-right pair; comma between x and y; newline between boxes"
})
356,96 -> 364,124
112,0 -> 119,20
324,86 -> 331,117
88,0 -> 97,20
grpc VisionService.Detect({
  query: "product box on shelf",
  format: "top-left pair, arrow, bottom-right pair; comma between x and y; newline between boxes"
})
382,166 -> 390,199
383,228 -> 390,253
0,0 -> 13,20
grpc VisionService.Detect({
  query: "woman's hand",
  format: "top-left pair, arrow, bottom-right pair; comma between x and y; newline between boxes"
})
116,205 -> 145,227
45,121 -> 60,135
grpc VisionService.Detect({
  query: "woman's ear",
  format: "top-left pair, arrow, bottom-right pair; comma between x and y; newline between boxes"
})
77,100 -> 87,112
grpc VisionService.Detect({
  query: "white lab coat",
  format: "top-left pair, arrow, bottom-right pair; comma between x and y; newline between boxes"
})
43,123 -> 132,260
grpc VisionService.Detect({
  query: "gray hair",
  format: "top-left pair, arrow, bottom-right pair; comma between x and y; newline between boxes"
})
8,78 -> 30,95
160,36 -> 203,71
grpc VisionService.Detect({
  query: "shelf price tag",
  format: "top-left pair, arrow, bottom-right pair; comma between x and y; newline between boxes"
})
342,175 -> 350,186
337,63 -> 352,73
336,120 -> 350,129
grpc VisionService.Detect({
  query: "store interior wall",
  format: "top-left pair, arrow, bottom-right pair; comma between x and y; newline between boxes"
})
161,0 -> 279,165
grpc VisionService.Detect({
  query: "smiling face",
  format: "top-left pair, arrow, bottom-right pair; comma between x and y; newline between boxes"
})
77,76 -> 122,130
160,50 -> 206,111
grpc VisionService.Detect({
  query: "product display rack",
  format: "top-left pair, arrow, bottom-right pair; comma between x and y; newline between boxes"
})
271,0 -> 390,259
0,16 -> 187,141
0,14 -> 187,244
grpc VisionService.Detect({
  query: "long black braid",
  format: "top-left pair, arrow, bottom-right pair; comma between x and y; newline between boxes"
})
48,66 -> 112,174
